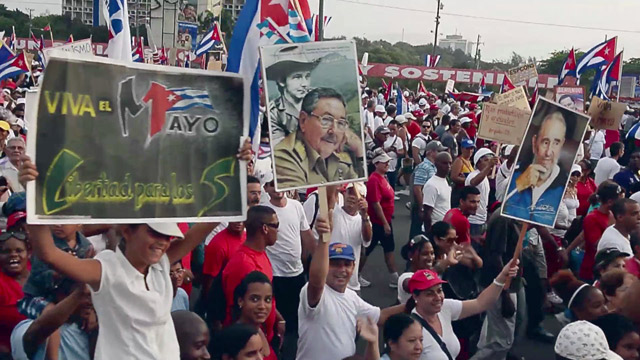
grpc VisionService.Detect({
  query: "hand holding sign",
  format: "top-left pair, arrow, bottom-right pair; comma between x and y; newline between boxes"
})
515,164 -> 549,191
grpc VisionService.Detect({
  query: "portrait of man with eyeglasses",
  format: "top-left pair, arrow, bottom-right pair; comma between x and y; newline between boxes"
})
273,87 -> 365,189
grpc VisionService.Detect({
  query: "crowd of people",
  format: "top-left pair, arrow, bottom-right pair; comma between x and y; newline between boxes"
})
3,65 -> 640,360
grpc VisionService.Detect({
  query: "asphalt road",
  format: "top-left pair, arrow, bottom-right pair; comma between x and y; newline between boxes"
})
356,192 -> 561,360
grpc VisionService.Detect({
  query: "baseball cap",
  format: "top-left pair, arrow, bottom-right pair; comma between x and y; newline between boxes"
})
16,98 -> 26,106
426,140 -> 448,152
459,117 -> 472,125
473,148 -> 495,165
408,269 -> 447,293
147,223 -> 184,238
418,98 -> 428,106
0,121 -> 9,131
361,93 -> 369,99
594,248 -> 630,272
372,149 -> 392,164
461,139 -> 476,149
554,320 -> 622,360
395,115 -> 407,124
6,211 -> 26,229
468,103 -> 479,110
571,164 -> 582,176
412,109 -> 425,118
403,112 -> 416,120
429,104 -> 440,110
346,182 -> 367,197
375,125 -> 390,134
375,105 -> 386,113
329,243 -> 356,261
502,144 -> 515,157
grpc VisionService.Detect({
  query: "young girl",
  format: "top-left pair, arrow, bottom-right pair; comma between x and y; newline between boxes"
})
18,140 -> 251,360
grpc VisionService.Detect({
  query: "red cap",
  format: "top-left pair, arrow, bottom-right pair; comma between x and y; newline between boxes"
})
429,104 -> 440,110
412,109 -> 425,118
7,211 -> 26,229
468,103 -> 478,110
408,269 -> 447,293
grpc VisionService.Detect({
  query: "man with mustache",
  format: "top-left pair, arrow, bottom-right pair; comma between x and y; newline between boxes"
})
267,47 -> 319,146
503,112 -> 569,226
274,87 -> 364,189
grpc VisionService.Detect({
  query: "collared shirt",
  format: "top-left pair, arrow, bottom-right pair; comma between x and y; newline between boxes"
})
0,158 -> 23,192
91,248 -> 179,360
269,95 -> 300,146
274,131 -> 362,189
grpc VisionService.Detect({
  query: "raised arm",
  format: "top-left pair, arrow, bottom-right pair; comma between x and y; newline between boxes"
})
167,223 -> 217,264
468,158 -> 498,187
306,216 -> 331,308
458,259 -> 518,320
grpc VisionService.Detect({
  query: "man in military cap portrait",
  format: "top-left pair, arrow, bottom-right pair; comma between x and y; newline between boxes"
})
273,87 -> 365,189
266,46 -> 320,145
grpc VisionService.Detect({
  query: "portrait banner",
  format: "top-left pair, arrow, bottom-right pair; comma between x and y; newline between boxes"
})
554,85 -> 585,112
588,96 -> 627,130
260,40 -> 366,192
494,86 -> 531,112
27,53 -> 248,224
507,63 -> 538,85
501,97 -> 590,227
177,21 -> 198,51
477,103 -> 530,145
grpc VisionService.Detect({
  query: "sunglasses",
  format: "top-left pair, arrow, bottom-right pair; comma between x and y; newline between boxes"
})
0,231 -> 27,242
264,222 -> 280,229
422,125 -> 431,128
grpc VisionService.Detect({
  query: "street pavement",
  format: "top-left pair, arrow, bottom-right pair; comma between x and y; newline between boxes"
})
357,192 -> 561,360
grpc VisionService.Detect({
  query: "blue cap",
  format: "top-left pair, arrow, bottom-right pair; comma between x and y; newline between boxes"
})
329,243 -> 356,261
461,139 -> 476,149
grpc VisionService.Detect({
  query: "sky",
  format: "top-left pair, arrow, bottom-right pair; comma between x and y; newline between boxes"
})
310,0 -> 640,62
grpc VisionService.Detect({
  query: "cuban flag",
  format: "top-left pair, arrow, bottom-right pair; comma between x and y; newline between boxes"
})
311,14 -> 331,41
195,23 -> 222,57
396,85 -> 406,115
593,51 -> 622,100
131,37 -> 143,62
425,54 -> 441,68
558,48 -> 576,86
449,91 -> 485,103
0,40 -> 14,63
103,0 -> 133,61
0,53 -> 30,82
288,9 -> 311,42
500,75 -> 515,93
576,37 -> 616,78
384,78 -> 393,102
7,31 -> 15,51
417,81 -> 428,95
166,88 -> 214,112
256,19 -> 288,44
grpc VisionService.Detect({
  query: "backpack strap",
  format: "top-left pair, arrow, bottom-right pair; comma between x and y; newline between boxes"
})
410,313 -> 454,360
309,192 -> 320,230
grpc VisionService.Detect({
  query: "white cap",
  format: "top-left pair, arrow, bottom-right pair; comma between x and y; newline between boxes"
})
375,105 -> 386,113
418,98 -> 428,106
502,145 -> 515,157
346,182 -> 367,197
14,119 -> 24,128
372,151 -> 392,164
473,148 -> 495,165
404,112 -> 416,120
395,115 -> 407,124
460,117 -> 472,125
571,164 -> 582,175
16,98 -> 26,106
403,91 -> 409,97
147,223 -> 184,238
554,321 -> 622,360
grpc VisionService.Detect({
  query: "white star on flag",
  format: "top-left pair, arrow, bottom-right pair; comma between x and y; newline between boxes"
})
167,94 -> 177,101
567,58 -> 572,65
604,47 -> 610,55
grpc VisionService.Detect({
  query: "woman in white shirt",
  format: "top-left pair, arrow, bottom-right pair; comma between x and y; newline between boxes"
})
407,262 -> 517,360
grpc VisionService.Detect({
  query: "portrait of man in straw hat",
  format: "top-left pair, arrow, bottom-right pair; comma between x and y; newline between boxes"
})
266,45 -> 320,145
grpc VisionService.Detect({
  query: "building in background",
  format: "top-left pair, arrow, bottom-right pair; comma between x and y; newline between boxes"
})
59,0 -> 150,26
439,34 -> 473,56
222,0 -> 244,20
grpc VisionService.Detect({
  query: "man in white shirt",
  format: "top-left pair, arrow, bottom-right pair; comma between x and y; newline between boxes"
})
465,148 -> 499,240
367,105 -> 386,140
263,180 -> 317,339
594,142 -> 624,186
412,119 -> 434,166
597,198 -> 640,255
0,136 -> 25,192
385,119 -> 406,191
362,100 -> 376,139
495,145 -> 517,202
330,182 -> 372,292
297,233 -> 404,360
422,152 -> 453,235
589,129 -> 606,163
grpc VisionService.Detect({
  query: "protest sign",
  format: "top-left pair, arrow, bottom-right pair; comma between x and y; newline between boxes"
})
177,22 -> 198,51
260,40 -> 366,192
445,79 -> 455,93
508,63 -> 538,85
43,38 -> 93,59
477,103 -> 530,145
27,53 -> 248,224
501,97 -> 590,227
554,85 -> 585,112
588,96 -> 627,130
494,86 -> 531,112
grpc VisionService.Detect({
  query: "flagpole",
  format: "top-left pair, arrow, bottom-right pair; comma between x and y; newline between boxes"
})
49,25 -> 53,46
11,26 -> 16,51
617,50 -> 623,102
318,0 -> 324,41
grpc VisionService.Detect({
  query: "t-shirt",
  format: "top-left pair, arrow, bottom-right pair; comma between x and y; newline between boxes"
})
495,161 -> 513,203
265,199 -> 310,277
576,178 -> 597,216
222,245 -> 276,341
613,169 -> 640,196
422,176 -> 452,224
443,208 -> 470,244
594,157 -> 621,186
303,192 -> 344,239
384,135 -> 402,172
330,207 -> 371,291
397,272 -> 413,304
579,210 -> 610,281
10,319 -> 90,360
91,249 -> 179,360
412,134 -> 431,161
465,169 -> 489,225
366,172 -> 395,225
171,288 -> 189,312
440,132 -> 458,157
407,121 -> 421,138
296,284 -> 380,360
202,228 -> 246,277
597,225 -> 634,255
626,257 -> 640,279
590,130 -> 606,160
0,271 -> 26,352
413,299 -> 463,360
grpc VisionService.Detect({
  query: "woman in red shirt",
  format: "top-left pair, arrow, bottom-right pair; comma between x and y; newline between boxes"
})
576,160 -> 597,217
0,232 -> 29,356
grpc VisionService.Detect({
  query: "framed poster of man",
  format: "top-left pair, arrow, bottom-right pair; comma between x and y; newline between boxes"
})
260,40 -> 366,191
501,97 -> 590,227
554,85 -> 586,112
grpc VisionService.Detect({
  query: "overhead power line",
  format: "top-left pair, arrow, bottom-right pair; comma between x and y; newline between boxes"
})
336,0 -> 640,34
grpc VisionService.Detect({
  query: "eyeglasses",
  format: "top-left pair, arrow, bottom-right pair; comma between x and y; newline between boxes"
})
422,125 -> 431,129
308,113 -> 349,131
0,231 -> 27,242
170,269 -> 185,277
264,222 -> 280,229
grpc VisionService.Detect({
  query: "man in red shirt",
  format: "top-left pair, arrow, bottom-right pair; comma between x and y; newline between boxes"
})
443,185 -> 480,244
406,111 -> 421,138
579,182 -> 621,281
202,222 -> 246,295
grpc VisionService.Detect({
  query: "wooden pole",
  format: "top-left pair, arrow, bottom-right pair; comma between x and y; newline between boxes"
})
317,187 -> 330,243
504,222 -> 528,289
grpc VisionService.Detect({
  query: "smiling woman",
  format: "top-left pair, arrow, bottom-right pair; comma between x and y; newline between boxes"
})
0,232 -> 29,357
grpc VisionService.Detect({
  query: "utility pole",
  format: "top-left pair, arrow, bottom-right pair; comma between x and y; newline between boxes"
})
26,8 -> 35,35
318,0 -> 324,41
432,0 -> 442,57
473,34 -> 484,69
